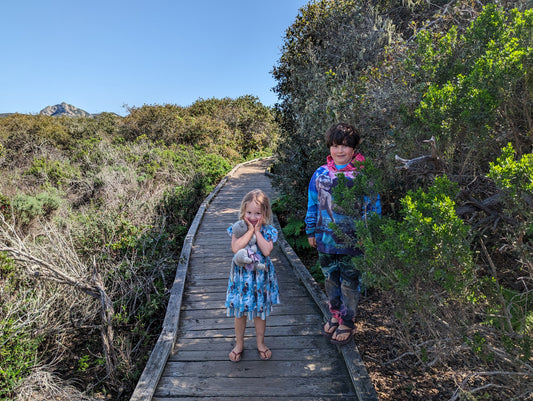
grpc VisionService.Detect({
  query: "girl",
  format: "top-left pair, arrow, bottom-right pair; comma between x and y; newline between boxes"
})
226,189 -> 280,362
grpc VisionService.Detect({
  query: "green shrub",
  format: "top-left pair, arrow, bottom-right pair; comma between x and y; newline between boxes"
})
488,143 -> 533,200
0,254 -> 42,399
0,317 -> 41,399
25,157 -> 81,188
486,143 -> 533,338
161,174 -> 212,241
354,176 -> 475,310
331,160 -> 384,220
0,194 -> 9,217
70,136 -> 106,168
12,190 -> 62,224
410,5 -> 533,173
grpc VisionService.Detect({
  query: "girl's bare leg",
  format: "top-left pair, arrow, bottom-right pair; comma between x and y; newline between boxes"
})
254,317 -> 271,360
229,316 -> 246,362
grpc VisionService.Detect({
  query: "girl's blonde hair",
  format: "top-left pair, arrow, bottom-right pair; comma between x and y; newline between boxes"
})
239,189 -> 273,225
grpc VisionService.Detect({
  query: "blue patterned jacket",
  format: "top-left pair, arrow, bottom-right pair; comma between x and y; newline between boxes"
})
305,154 -> 381,256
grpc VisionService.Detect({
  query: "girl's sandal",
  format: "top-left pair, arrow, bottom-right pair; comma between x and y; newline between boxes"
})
229,349 -> 243,363
321,317 -> 339,338
258,347 -> 272,360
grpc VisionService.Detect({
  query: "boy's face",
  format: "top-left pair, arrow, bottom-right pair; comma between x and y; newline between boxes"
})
330,143 -> 355,166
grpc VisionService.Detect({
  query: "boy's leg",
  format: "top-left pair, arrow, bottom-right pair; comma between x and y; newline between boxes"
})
319,252 -> 342,333
254,317 -> 271,360
333,255 -> 361,342
229,316 -> 246,362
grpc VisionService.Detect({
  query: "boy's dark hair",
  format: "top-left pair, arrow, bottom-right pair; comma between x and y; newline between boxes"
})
325,123 -> 361,148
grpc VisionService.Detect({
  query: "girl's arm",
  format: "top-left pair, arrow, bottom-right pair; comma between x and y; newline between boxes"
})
231,229 -> 254,253
255,230 -> 273,257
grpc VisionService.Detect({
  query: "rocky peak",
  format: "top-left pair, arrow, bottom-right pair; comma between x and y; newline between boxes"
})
39,102 -> 92,117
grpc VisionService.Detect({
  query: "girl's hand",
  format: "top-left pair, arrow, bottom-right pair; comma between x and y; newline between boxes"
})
243,217 -> 255,232
244,216 -> 263,232
253,216 -> 264,233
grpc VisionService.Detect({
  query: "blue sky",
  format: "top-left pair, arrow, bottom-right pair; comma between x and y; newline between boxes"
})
1,1 -> 308,116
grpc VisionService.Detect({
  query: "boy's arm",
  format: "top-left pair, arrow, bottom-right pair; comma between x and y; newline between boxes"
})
305,171 -> 319,239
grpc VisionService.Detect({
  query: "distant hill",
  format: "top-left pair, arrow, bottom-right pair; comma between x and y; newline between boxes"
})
40,102 -> 92,117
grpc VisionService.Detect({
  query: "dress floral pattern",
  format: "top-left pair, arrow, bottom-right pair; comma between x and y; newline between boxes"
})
225,224 -> 280,320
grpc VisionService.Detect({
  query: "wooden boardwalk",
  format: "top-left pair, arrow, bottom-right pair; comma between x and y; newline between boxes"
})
130,158 -> 378,401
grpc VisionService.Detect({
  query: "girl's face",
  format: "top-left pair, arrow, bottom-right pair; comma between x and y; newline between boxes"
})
244,200 -> 263,227
330,143 -> 355,166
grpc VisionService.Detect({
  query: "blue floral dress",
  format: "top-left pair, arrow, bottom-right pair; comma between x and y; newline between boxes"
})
225,224 -> 280,320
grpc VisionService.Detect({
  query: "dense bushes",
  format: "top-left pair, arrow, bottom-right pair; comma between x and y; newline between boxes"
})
0,96 -> 277,399
120,96 -> 278,158
271,0 -> 395,211
272,1 -> 532,399
409,4 -> 532,173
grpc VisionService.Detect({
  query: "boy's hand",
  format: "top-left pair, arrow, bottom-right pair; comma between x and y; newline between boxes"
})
308,237 -> 317,248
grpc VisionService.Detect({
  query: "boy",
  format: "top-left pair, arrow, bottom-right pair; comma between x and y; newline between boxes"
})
305,123 -> 380,345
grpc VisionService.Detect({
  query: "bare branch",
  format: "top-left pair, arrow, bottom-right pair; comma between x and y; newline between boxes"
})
395,136 -> 445,174
449,371 -> 533,401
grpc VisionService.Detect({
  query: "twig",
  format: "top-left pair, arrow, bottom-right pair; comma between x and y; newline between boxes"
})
479,238 -> 514,333
449,371 -> 533,401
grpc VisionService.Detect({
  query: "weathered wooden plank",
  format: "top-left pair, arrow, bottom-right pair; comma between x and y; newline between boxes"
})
177,313 -> 322,332
180,301 -> 318,315
177,324 -> 322,339
162,359 -> 347,377
154,376 -> 355,398
154,397 -> 352,401
172,334 -> 331,350
169,346 -> 339,362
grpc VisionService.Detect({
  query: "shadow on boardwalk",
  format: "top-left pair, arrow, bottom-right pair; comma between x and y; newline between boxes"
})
131,158 -> 378,401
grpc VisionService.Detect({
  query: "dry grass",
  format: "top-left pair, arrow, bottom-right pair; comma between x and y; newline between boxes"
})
15,367 -> 104,401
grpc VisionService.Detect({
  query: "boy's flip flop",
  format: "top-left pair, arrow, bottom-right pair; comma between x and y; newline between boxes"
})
330,327 -> 354,346
321,317 -> 339,338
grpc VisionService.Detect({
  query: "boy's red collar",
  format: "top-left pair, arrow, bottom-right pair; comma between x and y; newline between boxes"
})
326,153 -> 365,171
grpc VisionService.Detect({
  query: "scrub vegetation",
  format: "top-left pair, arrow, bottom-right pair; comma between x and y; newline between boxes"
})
272,0 -> 532,399
1,0 -> 532,399
0,96 -> 277,400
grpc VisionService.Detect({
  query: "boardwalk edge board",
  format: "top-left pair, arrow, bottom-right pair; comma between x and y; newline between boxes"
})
273,216 -> 379,401
129,157 -> 272,401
